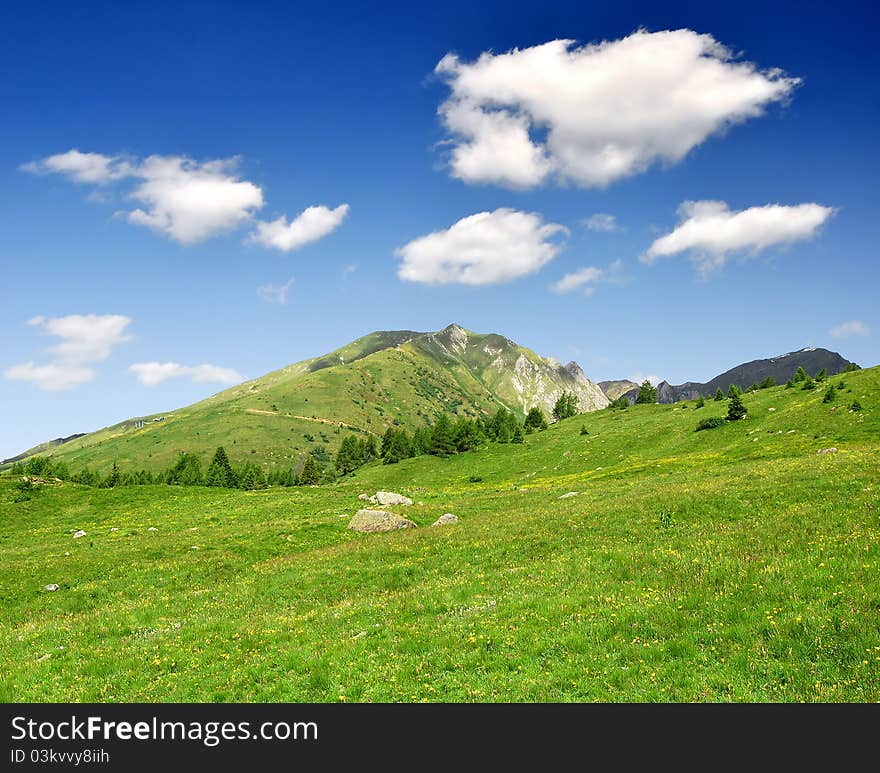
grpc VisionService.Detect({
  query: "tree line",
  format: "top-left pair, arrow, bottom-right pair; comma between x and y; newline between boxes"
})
9,391 -> 585,489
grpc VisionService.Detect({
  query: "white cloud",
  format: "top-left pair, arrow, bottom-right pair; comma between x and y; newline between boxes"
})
21,149 -> 132,184
129,362 -> 243,387
435,30 -> 799,188
643,200 -> 835,275
551,259 -> 624,295
583,213 -> 621,232
342,263 -> 358,278
29,314 -> 132,363
24,149 -> 353,246
551,267 -> 604,295
249,204 -> 349,252
3,362 -> 95,391
125,156 -> 264,244
395,208 -> 567,285
4,313 -> 132,391
257,277 -> 295,304
829,320 -> 869,338
630,373 -> 663,387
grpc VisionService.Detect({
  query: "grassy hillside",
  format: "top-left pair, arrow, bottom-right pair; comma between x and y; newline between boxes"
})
9,324 -> 607,476
1,365 -> 877,701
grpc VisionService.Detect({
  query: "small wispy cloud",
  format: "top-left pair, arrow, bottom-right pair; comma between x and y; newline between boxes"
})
829,320 -> 869,338
583,213 -> 622,232
257,277 -> 295,304
550,259 -> 624,296
342,263 -> 358,279
128,362 -> 243,387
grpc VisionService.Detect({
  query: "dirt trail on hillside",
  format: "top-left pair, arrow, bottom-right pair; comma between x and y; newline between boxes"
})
243,408 -> 375,434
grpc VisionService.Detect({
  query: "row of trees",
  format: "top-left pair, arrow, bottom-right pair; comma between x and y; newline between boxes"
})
10,390 -> 587,487
350,391 -> 582,470
10,446 -> 324,491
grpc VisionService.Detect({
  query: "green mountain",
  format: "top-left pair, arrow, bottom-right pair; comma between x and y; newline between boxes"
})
9,323 -> 608,474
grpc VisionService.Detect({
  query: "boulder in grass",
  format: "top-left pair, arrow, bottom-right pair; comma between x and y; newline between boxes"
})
817,447 -> 838,455
72,530 -> 86,539
369,491 -> 413,506
559,492 -> 579,499
358,493 -> 371,501
348,509 -> 416,533
431,513 -> 458,527
43,584 -> 60,592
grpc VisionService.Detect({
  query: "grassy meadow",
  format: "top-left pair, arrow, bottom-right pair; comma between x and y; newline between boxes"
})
2,366 -> 878,701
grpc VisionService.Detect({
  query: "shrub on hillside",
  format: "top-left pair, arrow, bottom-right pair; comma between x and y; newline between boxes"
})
822,386 -> 836,403
695,416 -> 726,432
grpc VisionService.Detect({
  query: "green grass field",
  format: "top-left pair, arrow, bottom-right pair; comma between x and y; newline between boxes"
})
2,367 -> 878,701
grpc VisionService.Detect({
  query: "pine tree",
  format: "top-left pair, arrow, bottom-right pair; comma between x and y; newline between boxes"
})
523,406 -> 548,433
106,462 -> 121,488
695,396 -> 705,409
727,384 -> 742,398
635,380 -> 658,404
714,387 -> 724,401
429,414 -> 457,456
335,435 -> 363,475
552,391 -> 579,420
822,385 -> 836,403
206,446 -> 236,487
512,423 -> 524,443
726,392 -> 747,421
297,454 -> 321,485
785,380 -> 794,389
793,366 -> 808,383
165,452 -> 202,486
759,376 -> 776,389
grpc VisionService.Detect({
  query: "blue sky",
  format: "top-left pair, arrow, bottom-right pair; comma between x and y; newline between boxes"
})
1,0 -> 877,459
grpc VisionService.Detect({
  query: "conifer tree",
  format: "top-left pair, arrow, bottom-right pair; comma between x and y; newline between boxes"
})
793,366 -> 808,383
552,391 -> 579,420
206,446 -> 236,487
726,392 -> 747,421
334,435 -> 362,475
298,454 -> 321,485
430,414 -> 457,456
523,406 -> 548,433
714,387 -> 724,401
635,380 -> 658,404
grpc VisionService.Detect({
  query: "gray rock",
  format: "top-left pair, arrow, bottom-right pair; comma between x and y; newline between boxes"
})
348,509 -> 416,533
432,513 -> 459,527
817,447 -> 838,455
559,492 -> 579,499
43,584 -> 60,592
369,491 -> 413,506
148,527 -> 158,532
357,493 -> 371,501
72,530 -> 87,539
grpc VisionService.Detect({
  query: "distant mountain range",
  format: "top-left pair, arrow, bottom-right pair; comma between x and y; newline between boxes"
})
599,347 -> 856,405
4,324 -> 608,471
